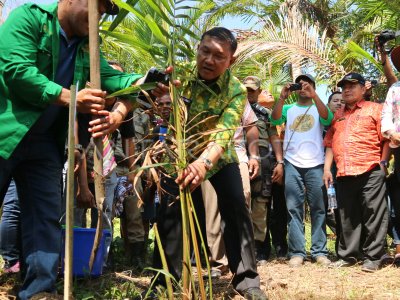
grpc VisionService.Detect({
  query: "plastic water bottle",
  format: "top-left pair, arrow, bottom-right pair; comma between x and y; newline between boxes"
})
327,183 -> 337,214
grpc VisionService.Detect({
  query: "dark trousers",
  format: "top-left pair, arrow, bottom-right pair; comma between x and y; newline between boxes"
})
0,135 -> 63,300
153,163 -> 259,292
262,182 -> 288,256
336,166 -> 388,261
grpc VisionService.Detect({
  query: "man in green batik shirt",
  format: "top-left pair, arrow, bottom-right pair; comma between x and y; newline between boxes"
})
153,27 -> 267,300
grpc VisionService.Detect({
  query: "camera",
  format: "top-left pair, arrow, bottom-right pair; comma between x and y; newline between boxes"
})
251,102 -> 270,122
377,30 -> 396,47
137,67 -> 170,109
289,83 -> 302,91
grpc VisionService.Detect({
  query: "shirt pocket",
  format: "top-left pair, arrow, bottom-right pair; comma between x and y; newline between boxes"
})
36,34 -> 52,75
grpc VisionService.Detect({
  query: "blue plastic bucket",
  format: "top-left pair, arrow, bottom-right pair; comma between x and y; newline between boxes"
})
61,228 -> 111,277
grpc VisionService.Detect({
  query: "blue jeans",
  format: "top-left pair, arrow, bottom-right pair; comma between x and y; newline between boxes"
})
0,135 -> 63,300
0,178 -> 21,267
284,160 -> 328,259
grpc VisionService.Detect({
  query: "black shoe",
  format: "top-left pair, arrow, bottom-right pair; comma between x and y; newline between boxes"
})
361,259 -> 380,273
242,287 -> 268,300
330,257 -> 357,268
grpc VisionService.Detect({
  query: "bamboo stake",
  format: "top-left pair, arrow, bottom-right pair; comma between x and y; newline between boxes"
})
88,0 -> 105,272
64,84 -> 77,300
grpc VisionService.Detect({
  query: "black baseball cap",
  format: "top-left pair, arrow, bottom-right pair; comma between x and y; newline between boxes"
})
295,74 -> 316,86
105,0 -> 119,15
337,72 -> 366,87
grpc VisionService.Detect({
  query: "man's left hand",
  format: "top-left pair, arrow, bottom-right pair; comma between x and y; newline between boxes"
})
248,158 -> 259,180
272,163 -> 284,185
89,110 -> 123,138
301,82 -> 317,99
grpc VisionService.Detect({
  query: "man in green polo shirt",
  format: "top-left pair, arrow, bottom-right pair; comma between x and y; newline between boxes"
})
0,1 -> 169,298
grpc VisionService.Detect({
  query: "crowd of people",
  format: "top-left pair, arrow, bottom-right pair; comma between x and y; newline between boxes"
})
1,1 -> 400,300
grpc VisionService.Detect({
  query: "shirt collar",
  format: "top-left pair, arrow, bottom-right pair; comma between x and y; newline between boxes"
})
345,99 -> 365,112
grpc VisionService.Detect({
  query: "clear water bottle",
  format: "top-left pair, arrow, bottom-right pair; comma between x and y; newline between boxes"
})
327,183 -> 337,214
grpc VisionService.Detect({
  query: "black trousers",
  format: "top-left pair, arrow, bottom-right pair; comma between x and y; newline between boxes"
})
153,163 -> 259,292
336,166 -> 388,261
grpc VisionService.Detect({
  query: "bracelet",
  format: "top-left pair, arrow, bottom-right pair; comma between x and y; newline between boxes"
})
380,160 -> 388,167
112,108 -> 125,120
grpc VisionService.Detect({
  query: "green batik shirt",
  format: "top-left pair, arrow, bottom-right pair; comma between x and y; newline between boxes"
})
182,69 -> 247,179
0,3 -> 142,159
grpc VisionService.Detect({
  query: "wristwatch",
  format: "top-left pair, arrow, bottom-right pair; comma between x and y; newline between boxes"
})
275,160 -> 285,166
380,160 -> 388,168
250,155 -> 261,162
200,156 -> 213,171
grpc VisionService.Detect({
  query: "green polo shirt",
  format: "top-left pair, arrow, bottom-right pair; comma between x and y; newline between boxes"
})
0,2 -> 142,159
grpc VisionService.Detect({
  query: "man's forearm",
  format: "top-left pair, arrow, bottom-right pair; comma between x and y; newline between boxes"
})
55,88 -> 70,107
324,147 -> 334,171
313,93 -> 329,119
112,99 -> 132,119
271,97 -> 285,120
199,142 -> 224,166
270,134 -> 283,161
245,124 -> 259,157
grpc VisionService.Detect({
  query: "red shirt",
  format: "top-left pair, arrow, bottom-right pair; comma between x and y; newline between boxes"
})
324,100 -> 385,177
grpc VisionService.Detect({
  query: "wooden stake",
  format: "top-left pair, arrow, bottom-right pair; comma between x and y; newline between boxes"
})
88,0 -> 105,272
64,84 -> 77,300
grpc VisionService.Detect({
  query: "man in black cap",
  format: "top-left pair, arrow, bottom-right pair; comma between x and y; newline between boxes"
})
271,74 -> 333,267
324,72 -> 389,272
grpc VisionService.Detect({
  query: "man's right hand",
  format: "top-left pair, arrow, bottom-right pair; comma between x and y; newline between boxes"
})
77,186 -> 95,209
76,88 -> 106,114
323,169 -> 333,189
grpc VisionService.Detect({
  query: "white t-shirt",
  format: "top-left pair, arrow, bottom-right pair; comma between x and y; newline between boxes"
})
234,101 -> 258,163
272,103 -> 332,168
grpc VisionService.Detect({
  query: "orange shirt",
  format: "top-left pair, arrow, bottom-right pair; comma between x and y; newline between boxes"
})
324,100 -> 385,177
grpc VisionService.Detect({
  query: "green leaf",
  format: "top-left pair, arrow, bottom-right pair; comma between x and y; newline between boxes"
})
143,14 -> 169,46
143,0 -> 174,26
106,82 -> 157,98
108,0 -> 140,31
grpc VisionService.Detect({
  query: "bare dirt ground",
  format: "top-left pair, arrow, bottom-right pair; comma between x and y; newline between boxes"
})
1,258 -> 400,299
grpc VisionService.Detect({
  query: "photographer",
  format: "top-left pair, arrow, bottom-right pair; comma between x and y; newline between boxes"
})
271,74 -> 333,267
375,31 -> 398,87
381,44 -> 400,266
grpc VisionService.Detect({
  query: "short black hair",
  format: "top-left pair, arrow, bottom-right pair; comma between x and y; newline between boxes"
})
201,27 -> 237,54
328,91 -> 342,103
108,60 -> 124,72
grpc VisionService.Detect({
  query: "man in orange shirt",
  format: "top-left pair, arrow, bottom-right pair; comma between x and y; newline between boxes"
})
323,73 -> 390,272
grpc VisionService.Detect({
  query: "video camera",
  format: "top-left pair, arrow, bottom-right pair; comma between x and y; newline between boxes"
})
137,67 -> 170,109
377,30 -> 398,47
251,102 -> 270,123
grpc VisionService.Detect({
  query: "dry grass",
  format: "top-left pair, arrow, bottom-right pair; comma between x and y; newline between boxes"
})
1,259 -> 400,299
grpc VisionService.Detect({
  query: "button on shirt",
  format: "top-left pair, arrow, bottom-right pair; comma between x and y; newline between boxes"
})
324,100 -> 384,177
30,28 -> 82,136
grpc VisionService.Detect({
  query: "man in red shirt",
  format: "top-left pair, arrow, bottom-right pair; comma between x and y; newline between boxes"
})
323,73 -> 390,272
